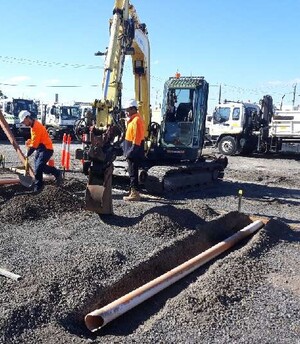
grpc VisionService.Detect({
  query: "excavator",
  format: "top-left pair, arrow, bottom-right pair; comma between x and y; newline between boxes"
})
74,0 -> 228,214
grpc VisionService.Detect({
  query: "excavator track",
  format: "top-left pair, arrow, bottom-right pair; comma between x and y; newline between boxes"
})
143,156 -> 227,194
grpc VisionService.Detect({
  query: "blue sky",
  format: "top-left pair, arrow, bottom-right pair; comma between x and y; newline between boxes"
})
1,0 -> 300,112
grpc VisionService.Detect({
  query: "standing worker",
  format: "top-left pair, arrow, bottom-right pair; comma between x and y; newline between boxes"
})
122,99 -> 145,201
19,110 -> 63,193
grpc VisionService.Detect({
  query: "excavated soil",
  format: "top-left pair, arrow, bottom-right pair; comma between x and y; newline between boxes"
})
0,182 -> 84,224
0,142 -> 299,344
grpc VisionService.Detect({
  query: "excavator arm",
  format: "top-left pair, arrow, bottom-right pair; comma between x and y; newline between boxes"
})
75,0 -> 151,214
93,0 -> 150,135
130,6 -> 151,135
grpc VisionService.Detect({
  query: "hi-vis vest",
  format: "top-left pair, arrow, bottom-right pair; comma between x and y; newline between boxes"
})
27,120 -> 54,151
123,112 -> 145,159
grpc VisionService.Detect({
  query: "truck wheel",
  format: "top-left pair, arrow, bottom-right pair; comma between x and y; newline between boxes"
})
47,127 -> 57,141
218,136 -> 237,155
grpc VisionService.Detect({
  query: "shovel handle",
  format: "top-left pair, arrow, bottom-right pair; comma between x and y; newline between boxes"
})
25,157 -> 29,172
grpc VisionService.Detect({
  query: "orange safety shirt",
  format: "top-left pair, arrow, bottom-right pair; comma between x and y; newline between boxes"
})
123,112 -> 145,159
125,112 -> 145,145
27,120 -> 53,151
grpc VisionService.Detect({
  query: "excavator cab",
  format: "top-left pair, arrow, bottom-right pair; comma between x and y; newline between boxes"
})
148,76 -> 209,162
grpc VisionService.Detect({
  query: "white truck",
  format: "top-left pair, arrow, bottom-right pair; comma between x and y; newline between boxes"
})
206,100 -> 261,155
0,98 -> 38,139
40,103 -> 81,140
206,96 -> 300,155
73,102 -> 94,119
268,109 -> 300,152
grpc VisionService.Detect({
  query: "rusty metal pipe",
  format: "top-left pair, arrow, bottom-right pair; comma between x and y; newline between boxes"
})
85,220 -> 264,332
0,175 -> 54,186
0,178 -> 22,185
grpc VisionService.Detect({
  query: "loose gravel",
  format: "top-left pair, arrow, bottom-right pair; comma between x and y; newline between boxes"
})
0,141 -> 299,344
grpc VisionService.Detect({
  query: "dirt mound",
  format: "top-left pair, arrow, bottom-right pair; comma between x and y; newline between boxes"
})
62,178 -> 86,194
129,204 -> 220,239
0,183 -> 83,224
133,212 -> 187,239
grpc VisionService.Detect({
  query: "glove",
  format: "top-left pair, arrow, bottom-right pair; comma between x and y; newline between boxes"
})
26,147 -> 35,158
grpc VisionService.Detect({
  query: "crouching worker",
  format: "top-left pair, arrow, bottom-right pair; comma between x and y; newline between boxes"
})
19,110 -> 63,193
122,99 -> 145,201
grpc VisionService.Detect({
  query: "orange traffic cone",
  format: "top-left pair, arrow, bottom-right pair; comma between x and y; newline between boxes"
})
65,134 -> 71,171
61,133 -> 67,168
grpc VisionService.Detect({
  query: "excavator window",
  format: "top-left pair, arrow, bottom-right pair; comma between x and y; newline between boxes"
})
176,103 -> 193,122
163,121 -> 193,146
165,105 -> 176,122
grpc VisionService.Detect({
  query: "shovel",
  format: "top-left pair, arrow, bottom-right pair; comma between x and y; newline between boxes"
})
0,110 -> 35,184
19,158 -> 34,188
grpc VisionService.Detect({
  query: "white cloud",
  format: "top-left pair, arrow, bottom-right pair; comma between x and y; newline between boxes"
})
6,75 -> 31,83
266,80 -> 284,86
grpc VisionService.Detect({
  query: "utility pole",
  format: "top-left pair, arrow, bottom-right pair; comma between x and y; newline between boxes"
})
292,83 -> 297,109
218,84 -> 222,104
280,94 -> 285,110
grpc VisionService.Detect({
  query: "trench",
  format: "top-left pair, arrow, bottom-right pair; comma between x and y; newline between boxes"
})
0,179 -> 256,339
61,211 -> 253,335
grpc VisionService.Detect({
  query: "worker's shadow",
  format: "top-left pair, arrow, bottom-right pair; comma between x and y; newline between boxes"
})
99,204 -> 207,230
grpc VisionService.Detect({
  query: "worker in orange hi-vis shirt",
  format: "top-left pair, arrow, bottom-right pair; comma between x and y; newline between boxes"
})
19,110 -> 63,193
122,99 -> 145,202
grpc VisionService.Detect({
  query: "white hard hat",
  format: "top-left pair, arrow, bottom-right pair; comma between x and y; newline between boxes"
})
123,99 -> 138,109
19,110 -> 31,123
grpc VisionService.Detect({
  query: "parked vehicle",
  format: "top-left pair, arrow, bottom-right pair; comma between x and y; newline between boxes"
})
266,109 -> 300,152
206,100 -> 261,155
0,98 -> 38,139
206,96 -> 300,155
74,103 -> 94,119
40,103 -> 81,140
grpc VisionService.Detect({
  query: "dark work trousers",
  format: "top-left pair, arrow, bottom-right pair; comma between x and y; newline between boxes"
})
34,149 -> 60,191
127,158 -> 140,191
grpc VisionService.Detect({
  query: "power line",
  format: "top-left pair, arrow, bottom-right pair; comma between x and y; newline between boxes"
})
0,82 -> 99,88
1,55 -> 298,101
0,55 -> 102,70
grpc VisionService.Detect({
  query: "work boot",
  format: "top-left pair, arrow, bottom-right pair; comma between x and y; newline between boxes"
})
123,189 -> 141,201
55,170 -> 63,186
32,186 -> 44,194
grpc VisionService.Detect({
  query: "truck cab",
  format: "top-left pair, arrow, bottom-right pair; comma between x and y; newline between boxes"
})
207,101 -> 260,155
0,98 -> 38,139
42,103 -> 81,140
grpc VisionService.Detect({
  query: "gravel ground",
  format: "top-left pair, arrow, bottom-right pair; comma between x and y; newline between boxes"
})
0,141 -> 299,344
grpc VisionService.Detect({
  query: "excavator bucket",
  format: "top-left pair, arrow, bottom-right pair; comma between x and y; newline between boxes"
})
85,185 -> 106,212
85,164 -> 113,214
